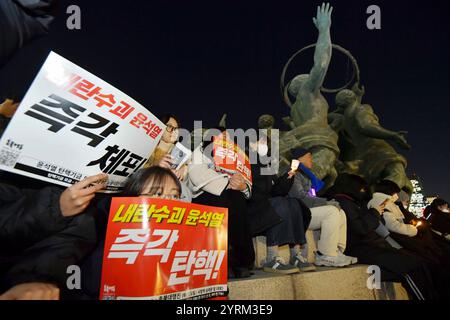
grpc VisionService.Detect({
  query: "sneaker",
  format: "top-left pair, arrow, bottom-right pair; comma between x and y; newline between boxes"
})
263,257 -> 299,274
314,251 -> 352,267
338,250 -> 358,265
290,255 -> 316,272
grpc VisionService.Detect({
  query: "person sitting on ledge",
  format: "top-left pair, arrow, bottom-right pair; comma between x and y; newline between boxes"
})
247,134 -> 315,274
330,173 -> 441,300
186,127 -> 254,279
288,147 -> 357,267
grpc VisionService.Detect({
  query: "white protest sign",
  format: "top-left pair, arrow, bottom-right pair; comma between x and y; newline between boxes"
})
0,51 -> 165,192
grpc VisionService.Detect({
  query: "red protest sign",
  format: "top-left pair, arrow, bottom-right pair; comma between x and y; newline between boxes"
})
212,133 -> 252,185
100,197 -> 228,300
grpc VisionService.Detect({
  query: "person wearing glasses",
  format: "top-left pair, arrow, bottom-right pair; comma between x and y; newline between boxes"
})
78,167 -> 182,299
143,114 -> 192,202
144,114 -> 186,179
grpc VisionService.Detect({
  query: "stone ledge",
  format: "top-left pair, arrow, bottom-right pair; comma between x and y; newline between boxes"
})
228,266 -> 409,300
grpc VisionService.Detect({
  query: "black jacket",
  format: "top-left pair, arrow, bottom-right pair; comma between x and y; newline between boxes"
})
0,0 -> 57,68
426,207 -> 450,235
248,163 -> 311,236
334,194 -> 387,249
0,182 -> 98,295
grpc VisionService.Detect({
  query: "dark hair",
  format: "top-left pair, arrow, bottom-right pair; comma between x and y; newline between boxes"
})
330,173 -> 369,200
159,114 -> 180,127
431,198 -> 448,208
373,180 -> 401,196
121,166 -> 181,197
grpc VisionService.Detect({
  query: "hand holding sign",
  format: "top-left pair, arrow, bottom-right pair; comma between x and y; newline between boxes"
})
157,154 -> 174,170
228,173 -> 247,191
59,173 -> 108,217
0,283 -> 59,300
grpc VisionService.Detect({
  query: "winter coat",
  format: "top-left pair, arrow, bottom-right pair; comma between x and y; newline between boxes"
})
0,182 -> 97,295
334,194 -> 388,249
288,171 -> 328,208
187,145 -> 251,199
368,193 -> 418,237
0,0 -> 57,67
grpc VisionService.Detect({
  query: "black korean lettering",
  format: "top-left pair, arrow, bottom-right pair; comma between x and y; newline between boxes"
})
113,153 -> 146,177
71,112 -> 119,147
87,145 -> 130,174
24,94 -> 86,133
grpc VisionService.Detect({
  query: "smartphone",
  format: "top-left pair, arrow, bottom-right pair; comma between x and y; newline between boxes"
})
170,142 -> 192,171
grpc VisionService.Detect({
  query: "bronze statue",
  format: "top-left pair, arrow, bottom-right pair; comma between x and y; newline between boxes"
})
332,83 -> 413,193
279,3 -> 339,186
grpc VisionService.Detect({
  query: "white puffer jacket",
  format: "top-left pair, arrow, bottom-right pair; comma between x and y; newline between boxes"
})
187,145 -> 251,199
368,192 -> 418,237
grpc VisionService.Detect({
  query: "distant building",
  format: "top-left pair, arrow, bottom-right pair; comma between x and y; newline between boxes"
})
409,174 -> 427,218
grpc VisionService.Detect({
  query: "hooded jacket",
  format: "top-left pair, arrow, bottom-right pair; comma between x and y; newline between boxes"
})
368,192 -> 418,237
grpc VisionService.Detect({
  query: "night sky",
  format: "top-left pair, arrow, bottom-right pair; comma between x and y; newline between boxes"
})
1,0 -> 449,199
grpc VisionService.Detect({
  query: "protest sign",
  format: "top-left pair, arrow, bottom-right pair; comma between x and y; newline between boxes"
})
0,52 -> 164,192
100,197 -> 228,300
213,133 -> 252,185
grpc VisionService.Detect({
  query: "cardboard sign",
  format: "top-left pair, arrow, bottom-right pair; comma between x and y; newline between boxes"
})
100,197 -> 228,300
0,52 -> 165,192
213,133 -> 252,185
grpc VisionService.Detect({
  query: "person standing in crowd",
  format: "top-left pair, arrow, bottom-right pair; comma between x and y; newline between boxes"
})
288,147 -> 356,267
331,174 -> 441,300
0,173 -> 108,300
186,128 -> 254,278
247,135 -> 315,274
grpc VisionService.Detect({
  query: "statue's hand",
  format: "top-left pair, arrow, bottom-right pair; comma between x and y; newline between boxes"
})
393,131 -> 411,150
313,3 -> 333,31
352,83 -> 365,97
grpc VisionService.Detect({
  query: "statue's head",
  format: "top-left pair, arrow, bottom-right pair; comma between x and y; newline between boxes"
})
258,114 -> 275,129
335,89 -> 357,108
287,74 -> 309,97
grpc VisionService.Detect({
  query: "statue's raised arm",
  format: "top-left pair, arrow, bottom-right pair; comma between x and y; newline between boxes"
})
305,3 -> 333,93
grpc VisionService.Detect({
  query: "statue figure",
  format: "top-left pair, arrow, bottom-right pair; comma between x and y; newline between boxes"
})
332,83 -> 413,193
281,3 -> 339,186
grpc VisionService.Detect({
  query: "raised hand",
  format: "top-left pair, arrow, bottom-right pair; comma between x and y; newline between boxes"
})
313,2 -> 333,31
393,131 -> 411,150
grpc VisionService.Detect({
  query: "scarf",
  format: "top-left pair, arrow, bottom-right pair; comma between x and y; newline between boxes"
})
299,163 -> 325,193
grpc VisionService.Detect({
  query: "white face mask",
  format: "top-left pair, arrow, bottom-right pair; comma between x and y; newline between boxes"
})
442,208 -> 449,213
391,194 -> 399,202
257,143 -> 268,157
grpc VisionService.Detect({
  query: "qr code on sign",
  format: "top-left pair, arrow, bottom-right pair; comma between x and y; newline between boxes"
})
0,149 -> 20,167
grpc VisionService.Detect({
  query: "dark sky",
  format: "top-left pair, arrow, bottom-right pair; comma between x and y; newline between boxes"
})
1,0 -> 449,199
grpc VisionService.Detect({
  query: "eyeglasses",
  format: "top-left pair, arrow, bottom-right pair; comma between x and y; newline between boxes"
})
166,125 -> 179,133
139,193 -> 180,200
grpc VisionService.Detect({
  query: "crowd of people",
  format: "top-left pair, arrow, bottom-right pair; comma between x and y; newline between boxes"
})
1,111 -> 449,300
0,0 -> 449,301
